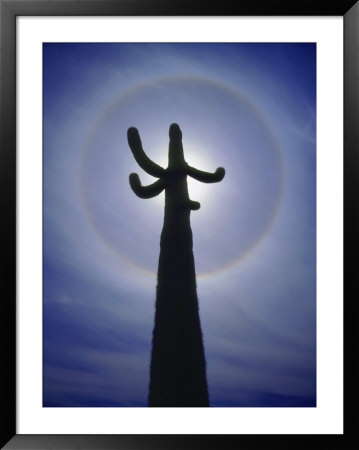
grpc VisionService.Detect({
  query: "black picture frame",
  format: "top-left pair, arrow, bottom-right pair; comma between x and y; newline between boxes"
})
1,1 -> 357,448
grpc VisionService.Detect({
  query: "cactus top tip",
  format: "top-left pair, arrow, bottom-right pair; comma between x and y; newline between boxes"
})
127,127 -> 138,137
169,123 -> 182,141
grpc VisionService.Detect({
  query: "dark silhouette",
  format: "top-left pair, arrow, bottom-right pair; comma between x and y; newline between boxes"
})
127,123 -> 225,407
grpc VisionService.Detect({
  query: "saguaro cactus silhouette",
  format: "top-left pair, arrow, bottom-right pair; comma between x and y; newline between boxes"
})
127,123 -> 225,406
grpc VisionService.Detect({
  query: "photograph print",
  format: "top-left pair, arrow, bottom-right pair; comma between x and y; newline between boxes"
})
43,43 -> 316,407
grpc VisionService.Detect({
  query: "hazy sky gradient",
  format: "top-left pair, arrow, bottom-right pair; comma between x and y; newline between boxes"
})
43,43 -> 316,407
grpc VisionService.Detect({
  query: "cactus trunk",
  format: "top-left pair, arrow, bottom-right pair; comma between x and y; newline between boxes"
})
148,174 -> 209,407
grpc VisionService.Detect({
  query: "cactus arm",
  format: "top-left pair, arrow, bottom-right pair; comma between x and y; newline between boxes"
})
187,165 -> 225,183
189,200 -> 201,210
129,173 -> 166,199
127,127 -> 166,178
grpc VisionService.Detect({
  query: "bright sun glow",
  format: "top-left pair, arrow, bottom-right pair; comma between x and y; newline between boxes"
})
152,143 -> 215,207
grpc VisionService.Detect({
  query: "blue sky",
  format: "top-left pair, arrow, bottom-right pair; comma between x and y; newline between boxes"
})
43,43 -> 316,407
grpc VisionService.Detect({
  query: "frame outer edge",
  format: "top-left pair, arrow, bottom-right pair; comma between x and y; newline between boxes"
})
0,0 -> 16,448
343,0 -> 359,441
3,0 -> 359,16
1,0 -> 358,448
